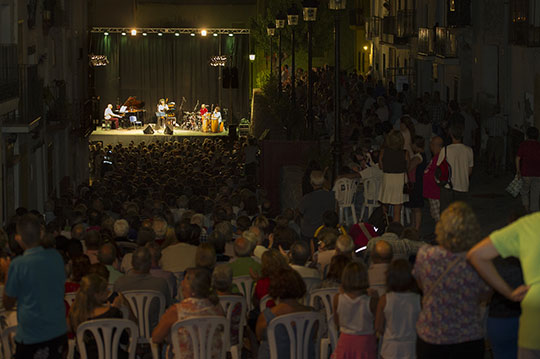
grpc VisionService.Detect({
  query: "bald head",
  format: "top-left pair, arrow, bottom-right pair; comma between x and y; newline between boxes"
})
98,243 -> 117,265
233,237 -> 252,257
430,136 -> 443,156
373,240 -> 393,264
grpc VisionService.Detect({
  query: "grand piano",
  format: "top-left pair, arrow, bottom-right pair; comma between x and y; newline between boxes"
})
116,96 -> 146,126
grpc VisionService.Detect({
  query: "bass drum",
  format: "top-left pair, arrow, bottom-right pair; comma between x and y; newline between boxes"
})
211,118 -> 219,133
202,113 -> 211,132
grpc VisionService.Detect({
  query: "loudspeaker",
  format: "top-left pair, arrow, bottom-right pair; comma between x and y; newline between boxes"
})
164,124 -> 174,135
143,125 -> 154,134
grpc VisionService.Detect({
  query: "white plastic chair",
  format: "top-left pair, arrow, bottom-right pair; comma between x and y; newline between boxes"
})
359,176 -> 382,222
321,316 -> 338,359
76,319 -> 138,359
303,277 -> 322,304
170,316 -> 230,359
232,276 -> 254,311
122,290 -> 166,359
266,312 -> 324,359
219,295 -> 247,359
309,288 -> 338,320
333,178 -> 358,226
259,294 -> 272,312
1,325 -> 16,359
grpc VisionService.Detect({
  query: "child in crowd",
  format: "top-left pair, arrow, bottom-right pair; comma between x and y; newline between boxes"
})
332,262 -> 378,359
375,259 -> 421,359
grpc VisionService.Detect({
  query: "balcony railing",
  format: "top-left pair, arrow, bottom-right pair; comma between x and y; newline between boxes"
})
418,28 -> 435,55
397,10 -> 416,38
0,45 -> 19,102
435,27 -> 458,58
366,16 -> 381,39
382,16 -> 396,35
510,21 -> 540,47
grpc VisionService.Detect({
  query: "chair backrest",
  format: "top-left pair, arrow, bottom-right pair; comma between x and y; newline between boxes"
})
76,319 -> 138,359
333,178 -> 357,206
1,325 -> 16,359
259,294 -> 272,312
267,312 -> 324,359
170,316 -> 229,359
309,288 -> 338,320
303,277 -> 321,304
232,276 -> 254,311
122,290 -> 166,338
116,242 -> 138,257
218,295 -> 247,346
363,176 -> 382,202
327,315 -> 338,352
65,292 -> 77,308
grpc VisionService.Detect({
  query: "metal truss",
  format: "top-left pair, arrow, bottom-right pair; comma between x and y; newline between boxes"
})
91,27 -> 250,35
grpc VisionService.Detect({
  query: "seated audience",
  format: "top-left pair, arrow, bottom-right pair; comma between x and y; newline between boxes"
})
208,231 -> 230,263
319,254 -> 352,289
161,222 -> 198,273
315,229 -> 339,275
83,230 -> 102,264
366,222 -> 425,263
98,243 -> 124,284
121,227 -> 155,273
229,237 -> 262,277
152,267 -> 225,358
196,243 -> 217,271
254,249 -> 289,310
289,241 -> 320,279
65,254 -> 91,293
146,242 -> 178,299
213,264 -> 242,347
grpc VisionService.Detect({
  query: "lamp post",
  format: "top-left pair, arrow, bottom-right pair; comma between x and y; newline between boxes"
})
275,13 -> 286,96
249,53 -> 256,98
266,23 -> 276,75
302,0 -> 318,135
329,0 -> 346,183
288,6 -> 299,107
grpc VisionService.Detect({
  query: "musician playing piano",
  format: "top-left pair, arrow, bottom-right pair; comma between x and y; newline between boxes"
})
104,104 -> 122,129
157,99 -> 168,128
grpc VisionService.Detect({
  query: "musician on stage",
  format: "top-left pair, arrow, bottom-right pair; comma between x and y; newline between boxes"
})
157,99 -> 168,128
200,104 -> 208,117
104,104 -> 122,129
212,106 -> 222,124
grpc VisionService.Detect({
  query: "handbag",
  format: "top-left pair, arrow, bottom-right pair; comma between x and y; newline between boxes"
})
368,206 -> 389,233
435,145 -> 452,188
506,175 -> 523,197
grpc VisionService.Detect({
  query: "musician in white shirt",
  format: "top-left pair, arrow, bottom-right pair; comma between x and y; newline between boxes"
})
212,106 -> 222,123
157,99 -> 169,128
104,104 -> 122,129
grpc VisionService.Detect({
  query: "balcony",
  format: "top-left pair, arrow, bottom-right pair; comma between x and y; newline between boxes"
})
0,45 -> 19,102
418,28 -> 435,56
435,27 -> 458,58
511,21 -> 540,47
381,12 -> 415,45
366,16 -> 381,39
397,10 -> 416,38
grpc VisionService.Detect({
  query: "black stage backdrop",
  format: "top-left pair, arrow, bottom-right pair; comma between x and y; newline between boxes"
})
91,33 -> 249,123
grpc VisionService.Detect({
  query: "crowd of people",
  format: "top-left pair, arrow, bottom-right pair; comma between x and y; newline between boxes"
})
0,68 -> 539,359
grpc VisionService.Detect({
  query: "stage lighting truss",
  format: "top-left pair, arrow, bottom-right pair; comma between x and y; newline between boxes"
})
91,27 -> 250,36
89,54 -> 109,67
209,55 -> 228,67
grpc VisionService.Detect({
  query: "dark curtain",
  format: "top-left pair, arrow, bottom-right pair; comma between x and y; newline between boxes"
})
91,33 -> 249,123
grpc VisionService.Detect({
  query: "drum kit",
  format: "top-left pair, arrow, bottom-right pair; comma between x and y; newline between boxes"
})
180,109 -> 222,133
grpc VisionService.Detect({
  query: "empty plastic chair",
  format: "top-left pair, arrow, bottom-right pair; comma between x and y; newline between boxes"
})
359,176 -> 382,222
170,316 -> 230,359
333,178 -> 358,227
76,318 -> 138,359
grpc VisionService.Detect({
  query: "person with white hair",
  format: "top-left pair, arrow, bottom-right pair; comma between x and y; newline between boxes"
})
336,234 -> 355,256
298,170 -> 336,241
113,219 -> 129,240
228,237 -> 262,277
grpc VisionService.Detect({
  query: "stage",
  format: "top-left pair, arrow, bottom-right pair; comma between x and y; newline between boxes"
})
89,127 -> 229,146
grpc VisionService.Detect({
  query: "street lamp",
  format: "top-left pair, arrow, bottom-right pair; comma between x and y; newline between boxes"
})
249,53 -> 256,98
267,23 -> 276,75
275,13 -> 286,96
288,5 -> 299,107
302,0 -> 319,135
329,0 -> 346,182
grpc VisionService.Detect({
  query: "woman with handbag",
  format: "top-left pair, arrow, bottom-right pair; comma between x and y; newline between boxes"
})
412,202 -> 490,358
378,130 -> 409,224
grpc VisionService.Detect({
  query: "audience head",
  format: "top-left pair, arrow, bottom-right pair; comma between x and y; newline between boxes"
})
386,259 -> 416,292
136,227 -> 156,247
97,243 -> 117,266
236,216 -> 251,233
212,264 -> 233,293
131,247 -> 152,273
88,263 -> 110,281
214,221 -> 233,243
385,130 -> 405,151
16,214 -> 42,249
233,237 -> 252,257
195,243 -> 217,270
113,219 -> 129,238
372,240 -> 393,264
325,254 -> 352,283
70,274 -> 108,329
310,170 -> 325,189
272,226 -> 298,251
145,242 -> 162,266
261,249 -> 289,277
449,122 -> 464,142
182,267 -> 217,304
71,255 -> 91,282
242,230 -> 259,251
207,231 -> 226,255
83,230 -> 102,251
269,268 -> 306,300
341,262 -> 369,294
289,240 -> 310,266
318,229 -> 338,250
526,126 -> 539,140
322,210 -> 339,229
336,235 -> 354,255
436,202 -> 480,252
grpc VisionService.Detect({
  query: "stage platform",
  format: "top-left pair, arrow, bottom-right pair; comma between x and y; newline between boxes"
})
89,127 -> 228,146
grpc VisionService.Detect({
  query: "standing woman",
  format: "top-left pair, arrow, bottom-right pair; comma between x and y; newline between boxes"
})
379,130 -> 409,224
400,115 -> 416,158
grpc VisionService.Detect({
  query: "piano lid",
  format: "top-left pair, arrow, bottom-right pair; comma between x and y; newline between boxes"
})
122,96 -> 145,109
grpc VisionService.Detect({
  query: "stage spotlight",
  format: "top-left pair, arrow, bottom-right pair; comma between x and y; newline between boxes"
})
142,32 -> 147,36
175,32 -> 180,37
249,54 -> 256,61
131,29 -> 137,36
121,32 -> 127,36
363,45 -> 369,51
201,29 -> 207,36
228,33 -> 234,37
213,33 -> 218,37
190,33 -> 196,37
104,32 -> 109,36
158,32 -> 163,36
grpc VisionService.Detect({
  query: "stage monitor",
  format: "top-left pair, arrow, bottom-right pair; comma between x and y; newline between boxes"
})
143,125 -> 154,134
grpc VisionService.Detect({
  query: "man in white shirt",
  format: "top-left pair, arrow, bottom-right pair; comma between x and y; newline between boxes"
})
289,240 -> 320,279
104,104 -> 122,129
437,122 -> 474,212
